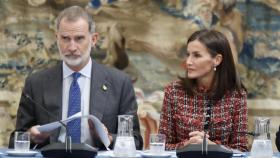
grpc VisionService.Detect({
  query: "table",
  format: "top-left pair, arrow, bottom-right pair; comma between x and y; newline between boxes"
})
97,150 -> 177,158
0,148 -> 42,158
0,148 -> 280,158
97,151 -> 280,158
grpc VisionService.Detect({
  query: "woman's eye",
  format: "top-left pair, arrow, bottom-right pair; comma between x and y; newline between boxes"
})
194,53 -> 201,57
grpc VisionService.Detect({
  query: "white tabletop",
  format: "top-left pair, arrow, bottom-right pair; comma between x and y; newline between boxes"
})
97,150 -> 177,158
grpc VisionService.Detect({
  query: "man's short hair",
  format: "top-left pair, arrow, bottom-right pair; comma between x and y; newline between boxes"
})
56,6 -> 95,33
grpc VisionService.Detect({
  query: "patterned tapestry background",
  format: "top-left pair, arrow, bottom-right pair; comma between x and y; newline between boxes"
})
0,0 -> 279,150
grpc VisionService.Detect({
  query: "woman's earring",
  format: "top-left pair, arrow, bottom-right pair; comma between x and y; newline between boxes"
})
181,62 -> 187,69
214,66 -> 217,71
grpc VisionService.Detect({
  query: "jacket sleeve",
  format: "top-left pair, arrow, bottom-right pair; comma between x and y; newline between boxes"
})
117,75 -> 143,150
276,125 -> 280,151
9,76 -> 49,149
227,90 -> 248,151
159,84 -> 187,150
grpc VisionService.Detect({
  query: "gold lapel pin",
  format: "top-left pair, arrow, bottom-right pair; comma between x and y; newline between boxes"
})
102,84 -> 107,91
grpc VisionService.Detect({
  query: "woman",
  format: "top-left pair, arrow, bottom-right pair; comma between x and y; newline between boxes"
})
159,29 -> 248,151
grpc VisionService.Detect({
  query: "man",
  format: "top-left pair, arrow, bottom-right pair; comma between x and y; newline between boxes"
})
9,6 -> 143,150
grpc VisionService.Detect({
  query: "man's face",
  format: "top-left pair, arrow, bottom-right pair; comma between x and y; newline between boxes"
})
56,18 -> 98,71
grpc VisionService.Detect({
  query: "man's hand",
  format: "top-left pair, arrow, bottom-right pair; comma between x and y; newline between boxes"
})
88,119 -> 113,144
28,125 -> 49,144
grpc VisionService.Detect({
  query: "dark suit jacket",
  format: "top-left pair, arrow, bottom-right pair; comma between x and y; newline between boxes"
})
276,125 -> 280,151
9,59 -> 143,150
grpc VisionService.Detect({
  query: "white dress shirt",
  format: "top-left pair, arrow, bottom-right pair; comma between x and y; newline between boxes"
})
58,59 -> 93,145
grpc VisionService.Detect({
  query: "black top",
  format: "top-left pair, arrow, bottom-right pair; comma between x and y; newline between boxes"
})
276,125 -> 280,151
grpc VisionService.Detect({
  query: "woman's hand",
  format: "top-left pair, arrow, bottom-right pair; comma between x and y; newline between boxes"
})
188,131 -> 216,144
178,131 -> 217,150
188,131 -> 208,144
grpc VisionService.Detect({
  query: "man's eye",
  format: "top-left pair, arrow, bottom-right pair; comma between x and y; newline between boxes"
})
76,36 -> 85,41
61,36 -> 70,41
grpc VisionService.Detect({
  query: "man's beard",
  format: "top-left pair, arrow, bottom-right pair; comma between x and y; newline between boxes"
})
58,42 -> 91,67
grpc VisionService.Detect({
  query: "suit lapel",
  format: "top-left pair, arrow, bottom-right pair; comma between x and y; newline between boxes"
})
89,60 -> 109,121
43,63 -> 63,140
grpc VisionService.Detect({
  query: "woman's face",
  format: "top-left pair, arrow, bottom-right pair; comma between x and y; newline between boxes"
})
185,40 -> 217,85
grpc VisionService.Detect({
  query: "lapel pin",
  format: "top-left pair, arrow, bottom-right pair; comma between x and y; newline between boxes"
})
102,84 -> 107,91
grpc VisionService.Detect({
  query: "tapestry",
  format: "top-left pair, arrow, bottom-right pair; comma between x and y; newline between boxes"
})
0,0 -> 279,149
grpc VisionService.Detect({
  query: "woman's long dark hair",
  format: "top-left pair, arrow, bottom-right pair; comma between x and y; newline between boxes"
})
180,29 -> 245,100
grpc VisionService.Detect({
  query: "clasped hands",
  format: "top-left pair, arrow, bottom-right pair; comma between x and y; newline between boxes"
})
182,131 -> 216,147
28,119 -> 113,145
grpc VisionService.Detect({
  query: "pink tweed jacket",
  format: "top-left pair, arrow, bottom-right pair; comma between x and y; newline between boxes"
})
159,81 -> 248,151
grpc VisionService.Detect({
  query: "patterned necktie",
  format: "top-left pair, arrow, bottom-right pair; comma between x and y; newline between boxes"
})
67,72 -> 81,143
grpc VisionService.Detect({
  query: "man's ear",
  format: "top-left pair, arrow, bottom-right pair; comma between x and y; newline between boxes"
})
91,33 -> 99,47
214,54 -> 223,67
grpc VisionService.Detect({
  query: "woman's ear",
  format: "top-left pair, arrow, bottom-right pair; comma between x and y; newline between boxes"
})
214,54 -> 223,67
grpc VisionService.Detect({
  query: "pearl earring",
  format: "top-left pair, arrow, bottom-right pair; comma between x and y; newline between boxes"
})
214,66 -> 217,71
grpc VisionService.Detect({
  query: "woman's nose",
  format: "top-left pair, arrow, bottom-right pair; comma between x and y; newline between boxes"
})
186,57 -> 193,65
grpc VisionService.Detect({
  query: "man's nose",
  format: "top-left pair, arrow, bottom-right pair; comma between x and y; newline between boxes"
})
68,41 -> 78,52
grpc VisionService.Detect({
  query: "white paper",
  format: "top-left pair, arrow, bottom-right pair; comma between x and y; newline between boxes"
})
36,112 -> 110,149
37,112 -> 82,132
86,115 -> 110,150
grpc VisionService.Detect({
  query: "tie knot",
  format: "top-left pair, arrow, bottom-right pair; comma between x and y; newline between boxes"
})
72,72 -> 81,81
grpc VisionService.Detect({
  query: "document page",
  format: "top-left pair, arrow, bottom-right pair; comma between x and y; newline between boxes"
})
37,112 -> 110,149
86,115 -> 110,149
37,112 -> 82,132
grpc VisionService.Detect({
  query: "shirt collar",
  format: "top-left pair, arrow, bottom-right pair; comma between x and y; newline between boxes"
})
63,58 -> 92,79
